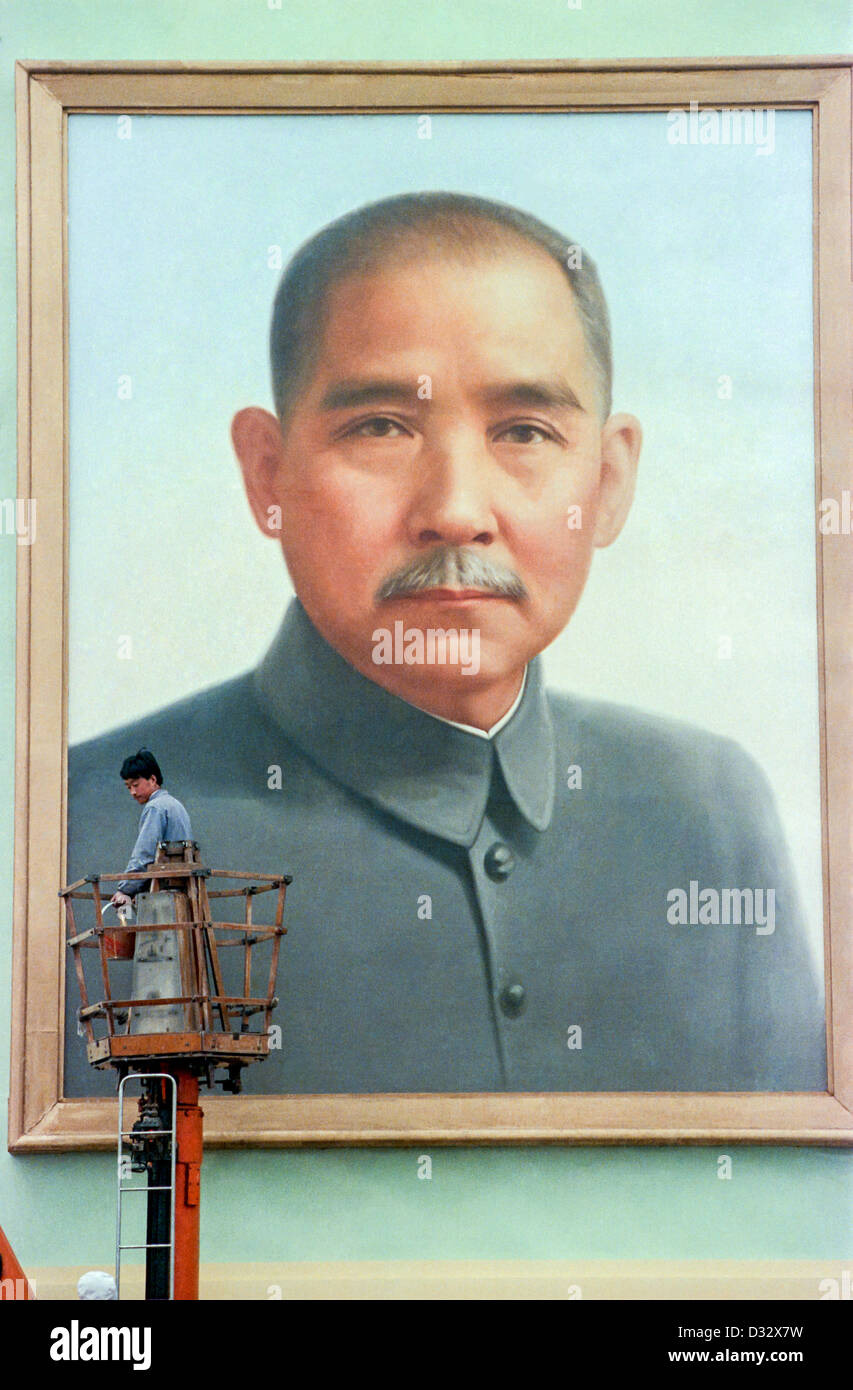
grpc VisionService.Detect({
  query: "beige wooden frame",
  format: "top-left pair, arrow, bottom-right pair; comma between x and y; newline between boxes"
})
11,59 -> 853,1150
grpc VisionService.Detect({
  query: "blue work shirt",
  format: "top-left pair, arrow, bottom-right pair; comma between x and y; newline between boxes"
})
117,787 -> 193,895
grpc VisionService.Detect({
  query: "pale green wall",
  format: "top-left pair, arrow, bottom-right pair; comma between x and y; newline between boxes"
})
2,0 -> 851,1276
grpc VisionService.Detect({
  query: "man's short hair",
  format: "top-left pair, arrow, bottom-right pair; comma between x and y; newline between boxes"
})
120,748 -> 162,784
270,191 -> 613,426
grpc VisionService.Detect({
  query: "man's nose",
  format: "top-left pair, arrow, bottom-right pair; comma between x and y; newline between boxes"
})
404,430 -> 498,547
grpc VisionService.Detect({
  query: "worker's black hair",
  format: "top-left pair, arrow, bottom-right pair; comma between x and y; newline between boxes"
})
119,748 -> 162,784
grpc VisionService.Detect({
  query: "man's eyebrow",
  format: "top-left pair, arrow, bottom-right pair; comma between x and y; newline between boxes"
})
478,379 -> 586,414
318,379 -> 419,411
317,376 -> 587,415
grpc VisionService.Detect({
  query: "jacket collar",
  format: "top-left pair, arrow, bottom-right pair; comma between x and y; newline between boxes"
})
253,598 -> 555,847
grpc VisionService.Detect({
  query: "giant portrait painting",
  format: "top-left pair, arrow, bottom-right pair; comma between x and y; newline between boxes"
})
12,62 -> 853,1147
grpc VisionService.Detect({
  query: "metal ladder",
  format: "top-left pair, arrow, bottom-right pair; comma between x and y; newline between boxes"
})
116,1072 -> 177,1300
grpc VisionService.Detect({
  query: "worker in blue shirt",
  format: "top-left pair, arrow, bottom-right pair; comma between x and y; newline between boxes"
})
109,748 -> 193,906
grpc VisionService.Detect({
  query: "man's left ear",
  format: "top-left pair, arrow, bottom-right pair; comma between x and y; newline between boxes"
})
592,413 -> 642,548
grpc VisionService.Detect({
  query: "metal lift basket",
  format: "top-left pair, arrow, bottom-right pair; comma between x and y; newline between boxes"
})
61,840 -> 291,1090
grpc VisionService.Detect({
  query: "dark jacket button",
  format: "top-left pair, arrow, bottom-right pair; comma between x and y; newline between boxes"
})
484,842 -> 515,880
499,983 -> 526,1017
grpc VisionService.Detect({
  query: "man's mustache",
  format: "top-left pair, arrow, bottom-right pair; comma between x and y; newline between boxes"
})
376,546 -> 528,602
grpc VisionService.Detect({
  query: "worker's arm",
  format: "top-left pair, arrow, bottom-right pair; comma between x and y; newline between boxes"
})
113,800 -> 169,899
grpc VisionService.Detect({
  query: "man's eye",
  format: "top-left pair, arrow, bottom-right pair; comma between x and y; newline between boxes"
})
346,416 -> 408,438
496,423 -> 555,445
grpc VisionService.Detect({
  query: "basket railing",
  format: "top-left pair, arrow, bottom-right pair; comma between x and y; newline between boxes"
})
61,851 -> 290,1073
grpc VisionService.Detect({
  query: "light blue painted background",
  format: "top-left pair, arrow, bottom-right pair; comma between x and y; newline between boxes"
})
1,0 -> 851,1278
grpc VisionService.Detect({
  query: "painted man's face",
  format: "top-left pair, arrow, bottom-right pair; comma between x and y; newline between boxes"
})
233,245 -> 641,727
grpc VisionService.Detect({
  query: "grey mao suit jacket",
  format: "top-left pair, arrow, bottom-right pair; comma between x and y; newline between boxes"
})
66,598 -> 826,1096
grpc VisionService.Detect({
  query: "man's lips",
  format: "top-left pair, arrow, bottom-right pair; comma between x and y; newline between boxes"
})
390,588 -> 510,602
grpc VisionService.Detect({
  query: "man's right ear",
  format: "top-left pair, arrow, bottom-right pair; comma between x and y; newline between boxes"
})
230,407 -> 286,538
